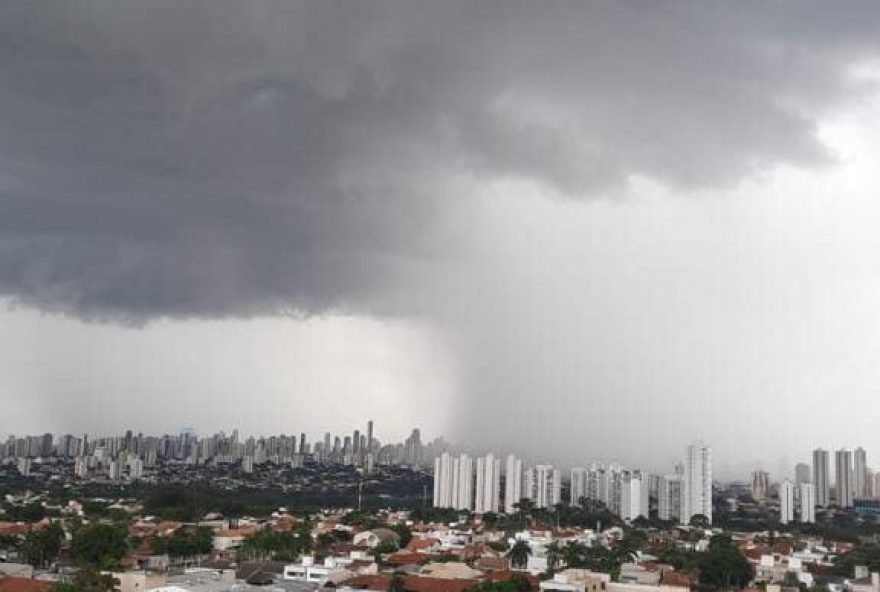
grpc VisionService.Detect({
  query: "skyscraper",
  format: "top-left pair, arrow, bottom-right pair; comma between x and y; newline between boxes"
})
813,448 -> 830,507
571,467 -> 587,507
433,452 -> 453,508
475,453 -> 500,514
854,447 -> 867,499
534,464 -> 561,508
684,441 -> 712,524
799,483 -> 816,523
779,480 -> 794,524
751,470 -> 770,500
836,448 -> 853,508
621,471 -> 648,521
795,462 -> 811,485
659,473 -> 684,522
504,455 -> 523,514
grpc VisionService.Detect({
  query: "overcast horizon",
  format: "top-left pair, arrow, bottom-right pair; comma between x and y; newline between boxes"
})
4,2 -> 880,482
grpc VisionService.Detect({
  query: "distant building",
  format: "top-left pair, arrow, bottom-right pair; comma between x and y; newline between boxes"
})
659,474 -> 684,523
570,468 -> 587,507
813,448 -> 830,507
751,470 -> 770,500
684,441 -> 712,524
855,447 -> 868,499
474,453 -> 500,514
534,464 -> 561,508
799,483 -> 815,523
504,454 -> 522,514
836,449 -> 853,508
779,480 -> 794,524
795,462 -> 811,485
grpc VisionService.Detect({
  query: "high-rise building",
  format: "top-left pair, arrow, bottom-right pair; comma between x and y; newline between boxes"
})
621,471 -> 648,521
751,470 -> 770,500
799,483 -> 815,523
836,448 -> 853,508
684,441 -> 712,524
534,464 -> 561,508
571,467 -> 587,507
454,453 -> 474,511
795,462 -> 811,485
367,421 -> 374,454
855,447 -> 867,499
475,453 -> 500,514
433,452 -> 452,508
813,448 -> 830,507
779,480 -> 794,524
504,455 -> 523,514
659,473 -> 684,522
522,466 -> 536,502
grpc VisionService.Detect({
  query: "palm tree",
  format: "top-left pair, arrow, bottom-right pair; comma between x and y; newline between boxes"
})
546,541 -> 562,570
507,539 -> 532,570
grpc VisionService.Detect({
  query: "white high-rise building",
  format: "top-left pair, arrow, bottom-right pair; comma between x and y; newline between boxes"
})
836,449 -> 853,508
434,452 -> 458,508
522,467 -> 536,502
659,473 -> 684,522
504,454 -> 523,514
684,441 -> 712,524
129,457 -> 144,480
74,456 -> 89,479
813,448 -> 830,507
780,480 -> 794,524
621,471 -> 648,521
799,483 -> 815,523
854,447 -> 867,499
535,464 -> 561,508
475,453 -> 500,514
571,468 -> 587,507
453,453 -> 474,511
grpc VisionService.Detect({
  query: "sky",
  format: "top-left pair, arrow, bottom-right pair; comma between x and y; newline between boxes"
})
3,2 -> 880,479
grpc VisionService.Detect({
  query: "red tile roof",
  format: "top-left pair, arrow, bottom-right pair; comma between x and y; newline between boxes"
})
0,578 -> 53,592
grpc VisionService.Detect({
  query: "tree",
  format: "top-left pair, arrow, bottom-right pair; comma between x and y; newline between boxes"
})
392,523 -> 413,548
50,569 -> 116,592
238,527 -> 311,562
71,523 -> 129,570
546,541 -> 562,571
689,514 -> 710,529
698,534 -> 752,590
507,539 -> 532,569
20,523 -> 64,568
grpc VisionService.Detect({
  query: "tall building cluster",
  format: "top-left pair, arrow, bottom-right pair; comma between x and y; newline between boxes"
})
811,446 -> 873,509
569,464 -> 648,521
434,452 -> 562,514
433,441 -> 710,525
0,423 -> 453,482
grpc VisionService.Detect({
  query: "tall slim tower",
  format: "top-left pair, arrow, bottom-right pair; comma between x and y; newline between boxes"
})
571,468 -> 587,507
836,449 -> 853,508
794,462 -> 811,485
504,455 -> 523,514
813,448 -> 830,507
366,421 -> 374,454
799,483 -> 816,523
684,441 -> 712,524
779,480 -> 794,524
854,447 -> 867,499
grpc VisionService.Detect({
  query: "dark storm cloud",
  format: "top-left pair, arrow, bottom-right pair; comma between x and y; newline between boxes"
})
1,1 -> 879,318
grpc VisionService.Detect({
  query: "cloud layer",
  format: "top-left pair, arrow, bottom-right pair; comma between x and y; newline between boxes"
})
2,2 -> 880,319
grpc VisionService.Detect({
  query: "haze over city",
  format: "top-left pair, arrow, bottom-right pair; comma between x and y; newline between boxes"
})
4,2 -> 880,478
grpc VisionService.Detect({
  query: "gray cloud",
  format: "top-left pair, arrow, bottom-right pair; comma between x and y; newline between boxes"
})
2,1 -> 879,319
